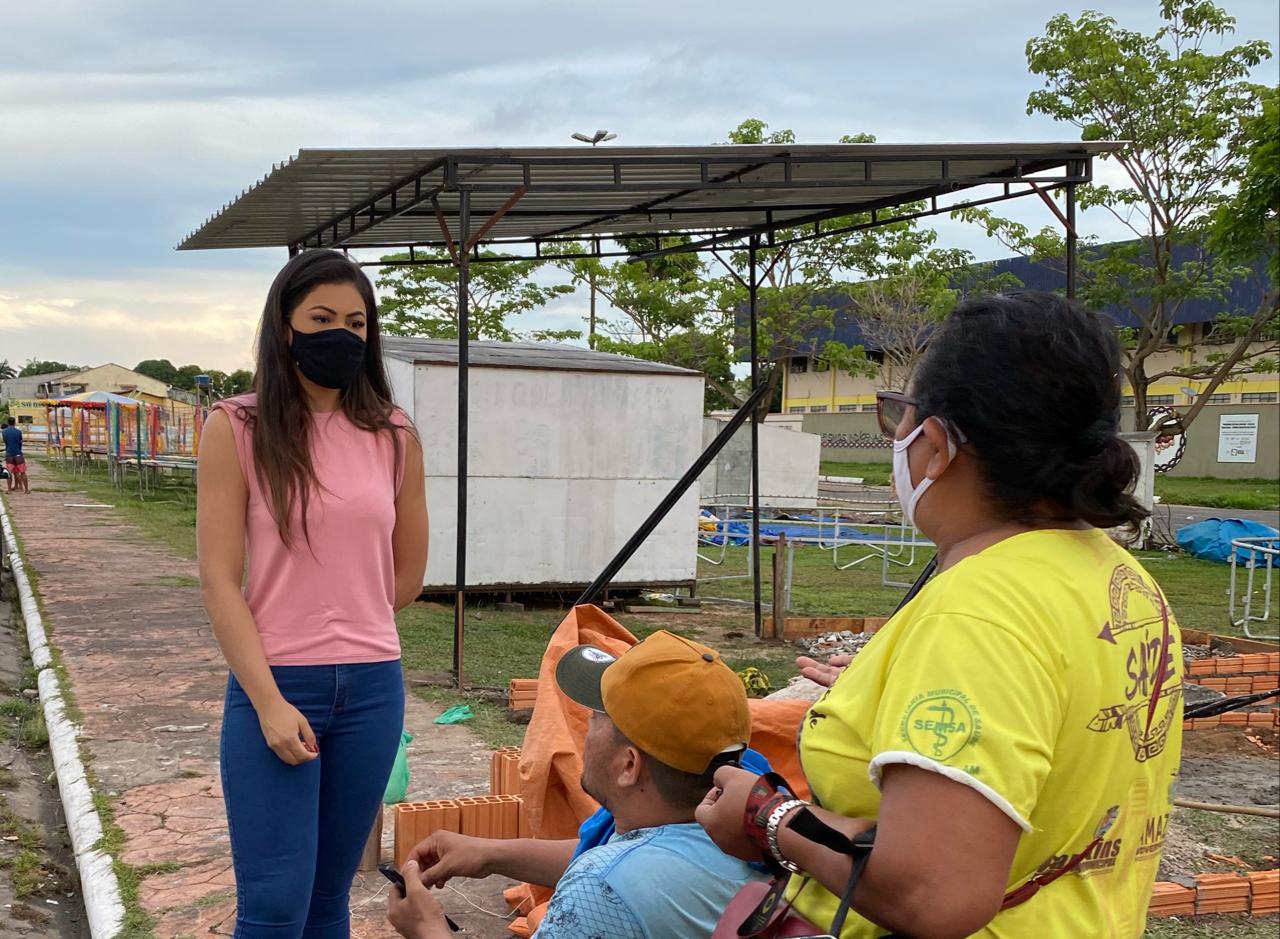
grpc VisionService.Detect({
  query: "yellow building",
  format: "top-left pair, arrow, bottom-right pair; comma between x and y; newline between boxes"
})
54,363 -> 170,398
781,322 -> 1279,414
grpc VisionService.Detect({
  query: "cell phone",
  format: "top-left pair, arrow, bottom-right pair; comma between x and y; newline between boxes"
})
378,862 -> 407,896
378,863 -> 461,932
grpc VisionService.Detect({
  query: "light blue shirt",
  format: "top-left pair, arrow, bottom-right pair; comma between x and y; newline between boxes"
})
533,822 -> 766,939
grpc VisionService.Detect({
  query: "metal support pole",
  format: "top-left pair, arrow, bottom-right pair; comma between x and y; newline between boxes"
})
454,188 -> 471,690
1066,181 -> 1077,300
748,236 -> 763,639
588,268 -> 597,350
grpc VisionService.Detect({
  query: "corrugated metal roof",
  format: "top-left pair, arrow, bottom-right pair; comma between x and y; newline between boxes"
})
179,142 -> 1120,253
382,336 -> 700,376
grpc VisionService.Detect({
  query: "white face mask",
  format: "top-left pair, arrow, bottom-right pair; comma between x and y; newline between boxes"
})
893,419 -> 958,530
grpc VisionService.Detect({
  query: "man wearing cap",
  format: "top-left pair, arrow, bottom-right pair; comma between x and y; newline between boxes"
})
388,630 -> 766,939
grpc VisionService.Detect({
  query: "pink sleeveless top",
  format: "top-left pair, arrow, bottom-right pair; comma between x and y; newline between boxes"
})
215,394 -> 405,666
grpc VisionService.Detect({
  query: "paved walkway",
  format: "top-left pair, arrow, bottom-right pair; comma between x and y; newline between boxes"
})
8,463 -> 515,938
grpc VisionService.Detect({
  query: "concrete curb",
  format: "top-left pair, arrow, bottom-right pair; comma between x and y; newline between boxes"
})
0,495 -> 126,938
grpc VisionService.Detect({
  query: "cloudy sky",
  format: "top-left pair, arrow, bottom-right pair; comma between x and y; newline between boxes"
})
2,1 -> 1276,372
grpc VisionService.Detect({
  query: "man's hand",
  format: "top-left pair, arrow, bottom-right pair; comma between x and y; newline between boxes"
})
410,830 -> 492,888
795,653 -> 852,688
694,765 -> 768,863
387,859 -> 453,939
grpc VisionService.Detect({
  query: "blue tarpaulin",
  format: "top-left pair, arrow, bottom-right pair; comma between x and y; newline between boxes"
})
701,519 -> 888,546
1176,518 -> 1280,564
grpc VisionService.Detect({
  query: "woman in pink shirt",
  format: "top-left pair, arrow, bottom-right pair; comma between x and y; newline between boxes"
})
198,250 -> 428,938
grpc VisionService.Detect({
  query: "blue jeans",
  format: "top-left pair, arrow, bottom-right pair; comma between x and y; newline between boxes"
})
221,661 -> 405,938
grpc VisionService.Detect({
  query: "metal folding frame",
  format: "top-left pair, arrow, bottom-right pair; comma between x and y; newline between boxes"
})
185,145 -> 1097,689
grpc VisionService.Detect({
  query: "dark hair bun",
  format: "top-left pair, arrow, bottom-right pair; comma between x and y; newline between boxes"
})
913,292 -> 1148,531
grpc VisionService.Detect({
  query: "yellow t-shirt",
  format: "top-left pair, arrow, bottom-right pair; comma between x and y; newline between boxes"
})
790,528 -> 1183,938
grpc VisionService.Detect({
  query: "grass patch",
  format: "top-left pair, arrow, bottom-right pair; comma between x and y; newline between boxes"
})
136,861 -> 182,876
698,544 -> 932,619
1156,476 -> 1280,512
0,803 -> 58,898
93,789 -> 156,939
1144,915 -> 1280,938
411,686 -> 527,750
397,603 -> 704,690
702,542 -> 1273,639
818,460 -> 891,485
1180,808 -> 1280,872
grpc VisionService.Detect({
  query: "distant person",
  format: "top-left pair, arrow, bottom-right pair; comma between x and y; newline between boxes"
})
197,249 -> 428,938
3,417 -> 27,494
387,630 -> 766,939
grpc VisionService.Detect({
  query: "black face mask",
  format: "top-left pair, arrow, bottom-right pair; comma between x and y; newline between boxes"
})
290,328 -> 366,389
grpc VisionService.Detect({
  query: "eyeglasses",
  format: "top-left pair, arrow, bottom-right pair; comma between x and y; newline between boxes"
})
875,390 -> 916,439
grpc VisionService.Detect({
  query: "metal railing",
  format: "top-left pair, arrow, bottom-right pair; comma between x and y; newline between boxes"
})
1229,536 -> 1279,641
697,495 -> 934,596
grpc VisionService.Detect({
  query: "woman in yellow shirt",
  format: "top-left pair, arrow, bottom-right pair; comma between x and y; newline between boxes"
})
698,292 -> 1182,939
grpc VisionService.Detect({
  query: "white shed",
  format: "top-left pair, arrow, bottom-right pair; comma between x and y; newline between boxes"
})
382,337 -> 705,592
698,418 -> 821,510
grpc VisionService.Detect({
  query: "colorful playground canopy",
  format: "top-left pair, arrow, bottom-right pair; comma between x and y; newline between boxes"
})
60,390 -> 141,406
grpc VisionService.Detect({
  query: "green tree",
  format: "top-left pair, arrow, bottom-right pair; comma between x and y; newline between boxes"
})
713,119 -> 971,419
18,359 -> 74,377
1209,84 -> 1279,347
134,358 -> 181,387
957,0 -> 1275,429
170,364 -> 205,392
0,360 -> 15,381
557,118 -> 998,415
558,236 -> 742,410
376,250 -> 576,341
223,369 -> 255,396
198,369 -> 254,398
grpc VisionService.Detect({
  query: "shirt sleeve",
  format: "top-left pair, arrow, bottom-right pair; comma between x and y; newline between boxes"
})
867,612 -> 1063,831
532,867 -> 647,939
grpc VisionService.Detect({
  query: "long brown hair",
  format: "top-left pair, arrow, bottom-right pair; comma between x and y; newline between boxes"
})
239,249 -> 404,547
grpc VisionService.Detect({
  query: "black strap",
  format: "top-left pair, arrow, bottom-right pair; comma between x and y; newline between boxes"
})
828,827 -> 877,937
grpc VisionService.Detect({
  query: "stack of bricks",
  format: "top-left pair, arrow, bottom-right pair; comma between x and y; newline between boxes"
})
1182,652 -> 1279,731
1183,711 -> 1278,731
1186,653 -> 1280,679
1194,675 -> 1280,694
509,679 -> 539,712
393,801 -> 462,866
1147,871 -> 1280,918
392,747 -> 535,864
1148,882 -> 1195,917
1250,870 -> 1280,915
393,795 -> 530,864
1194,873 -> 1252,916
490,746 -> 523,796
456,795 -> 523,840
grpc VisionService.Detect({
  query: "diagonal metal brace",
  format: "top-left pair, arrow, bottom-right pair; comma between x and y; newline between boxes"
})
432,197 -> 461,265
1030,182 -> 1076,237
466,186 -> 528,253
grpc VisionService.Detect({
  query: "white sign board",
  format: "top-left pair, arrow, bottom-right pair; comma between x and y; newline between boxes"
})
1217,414 -> 1259,463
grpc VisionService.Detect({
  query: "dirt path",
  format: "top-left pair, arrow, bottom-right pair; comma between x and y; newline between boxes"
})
0,585 -> 90,939
6,464 -> 517,938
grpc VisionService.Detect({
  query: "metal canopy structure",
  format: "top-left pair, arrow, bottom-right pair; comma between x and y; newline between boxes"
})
178,143 -> 1114,259
181,140 -> 1120,688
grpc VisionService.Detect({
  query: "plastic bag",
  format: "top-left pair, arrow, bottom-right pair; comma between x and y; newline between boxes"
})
382,730 -> 413,804
433,704 -> 474,725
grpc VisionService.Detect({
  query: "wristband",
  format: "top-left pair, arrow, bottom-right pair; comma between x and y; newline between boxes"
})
765,799 -> 806,874
742,774 -> 787,855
